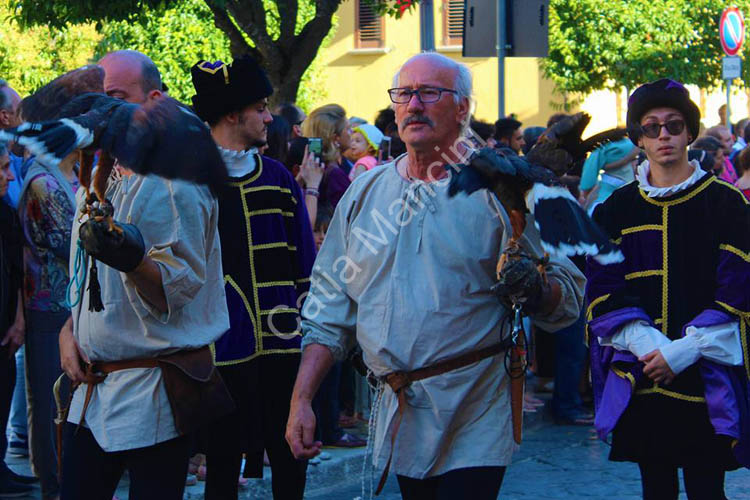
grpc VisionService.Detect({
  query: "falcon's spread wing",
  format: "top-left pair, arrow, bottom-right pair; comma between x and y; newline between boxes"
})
112,97 -> 227,194
524,183 -> 623,264
447,147 -> 623,264
1,119 -> 95,168
0,94 -> 227,195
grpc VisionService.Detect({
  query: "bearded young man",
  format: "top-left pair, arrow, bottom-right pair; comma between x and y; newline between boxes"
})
586,79 -> 750,500
190,55 -> 316,500
285,52 -> 584,500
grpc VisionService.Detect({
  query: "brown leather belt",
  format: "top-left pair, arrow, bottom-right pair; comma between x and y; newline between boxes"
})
57,356 -> 165,480
375,342 -> 505,495
78,357 -> 162,428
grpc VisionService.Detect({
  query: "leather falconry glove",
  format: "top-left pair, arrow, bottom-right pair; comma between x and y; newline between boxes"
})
491,255 -> 547,314
79,218 -> 145,273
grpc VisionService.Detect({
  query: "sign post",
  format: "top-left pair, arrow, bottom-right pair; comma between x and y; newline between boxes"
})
719,7 -> 745,126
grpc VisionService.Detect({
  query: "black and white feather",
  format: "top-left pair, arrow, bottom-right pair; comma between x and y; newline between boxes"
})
447,147 -> 623,264
0,93 -> 227,194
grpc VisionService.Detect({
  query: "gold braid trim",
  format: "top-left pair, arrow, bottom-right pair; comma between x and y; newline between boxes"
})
719,244 -> 750,263
636,385 -> 706,403
611,366 -> 636,390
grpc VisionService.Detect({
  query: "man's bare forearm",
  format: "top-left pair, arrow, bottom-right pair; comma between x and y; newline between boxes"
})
127,256 -> 168,313
291,343 -> 336,403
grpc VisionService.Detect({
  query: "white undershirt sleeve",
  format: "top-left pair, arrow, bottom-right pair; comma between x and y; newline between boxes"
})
598,320 -> 671,358
659,322 -> 743,375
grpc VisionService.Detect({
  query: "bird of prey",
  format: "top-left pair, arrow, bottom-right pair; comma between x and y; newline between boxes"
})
526,112 -> 627,177
448,116 -> 625,446
0,92 -> 227,230
448,146 -> 623,267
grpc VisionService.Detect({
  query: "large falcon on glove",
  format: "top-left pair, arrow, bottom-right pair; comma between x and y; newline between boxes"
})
0,87 -> 227,230
448,113 -> 625,267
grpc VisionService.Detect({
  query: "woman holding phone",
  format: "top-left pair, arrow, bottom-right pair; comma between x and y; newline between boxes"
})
301,104 -> 352,223
293,139 -> 325,227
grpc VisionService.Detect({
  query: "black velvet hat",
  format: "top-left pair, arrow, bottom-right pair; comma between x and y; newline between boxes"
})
190,55 -> 273,124
626,79 -> 701,146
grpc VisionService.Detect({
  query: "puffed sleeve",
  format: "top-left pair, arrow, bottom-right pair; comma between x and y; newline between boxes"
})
300,191 -> 358,362
126,178 -> 214,322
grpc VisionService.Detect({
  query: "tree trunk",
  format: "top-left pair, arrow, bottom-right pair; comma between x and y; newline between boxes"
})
206,0 -> 341,107
268,71 -> 303,108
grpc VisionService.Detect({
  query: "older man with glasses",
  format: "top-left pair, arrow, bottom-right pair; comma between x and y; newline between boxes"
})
285,52 -> 584,500
586,78 -> 750,500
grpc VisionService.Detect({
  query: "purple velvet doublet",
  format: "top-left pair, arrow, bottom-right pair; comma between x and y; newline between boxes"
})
213,155 -> 316,364
585,173 -> 750,467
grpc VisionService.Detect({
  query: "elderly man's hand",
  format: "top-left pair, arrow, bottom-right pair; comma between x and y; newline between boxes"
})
286,398 -> 322,460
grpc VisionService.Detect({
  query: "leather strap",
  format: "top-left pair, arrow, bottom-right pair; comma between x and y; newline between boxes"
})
374,342 -> 505,495
76,357 -> 162,431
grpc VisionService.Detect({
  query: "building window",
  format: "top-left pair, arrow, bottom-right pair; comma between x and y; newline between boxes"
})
356,0 -> 385,49
443,0 -> 464,46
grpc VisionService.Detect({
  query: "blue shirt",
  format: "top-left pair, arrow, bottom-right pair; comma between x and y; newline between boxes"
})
2,153 -> 25,209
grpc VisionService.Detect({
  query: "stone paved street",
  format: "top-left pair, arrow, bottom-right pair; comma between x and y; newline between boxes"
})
7,407 -> 750,498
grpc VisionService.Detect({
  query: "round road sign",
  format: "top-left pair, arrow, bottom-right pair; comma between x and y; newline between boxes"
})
720,7 -> 745,56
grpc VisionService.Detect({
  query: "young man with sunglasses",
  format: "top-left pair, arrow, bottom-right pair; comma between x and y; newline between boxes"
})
586,79 -> 750,499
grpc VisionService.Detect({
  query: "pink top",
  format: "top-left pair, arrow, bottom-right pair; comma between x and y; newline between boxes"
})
734,180 -> 750,200
720,158 -> 739,184
349,155 -> 378,181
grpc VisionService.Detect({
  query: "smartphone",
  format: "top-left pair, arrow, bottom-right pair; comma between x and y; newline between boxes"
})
307,137 -> 322,161
379,136 -> 392,162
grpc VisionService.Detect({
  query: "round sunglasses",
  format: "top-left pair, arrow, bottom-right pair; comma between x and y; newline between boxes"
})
640,119 -> 685,138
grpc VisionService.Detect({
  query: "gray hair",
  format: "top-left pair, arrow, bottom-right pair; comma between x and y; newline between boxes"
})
0,79 -> 10,112
391,52 -> 476,136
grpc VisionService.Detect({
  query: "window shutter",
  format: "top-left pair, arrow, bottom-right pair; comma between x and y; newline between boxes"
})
443,0 -> 464,46
356,0 -> 385,48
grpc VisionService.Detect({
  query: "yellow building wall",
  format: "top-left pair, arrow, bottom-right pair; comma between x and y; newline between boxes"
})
311,2 -> 750,136
311,1 -> 565,129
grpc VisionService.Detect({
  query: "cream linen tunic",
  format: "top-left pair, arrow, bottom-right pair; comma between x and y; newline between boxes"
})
67,174 -> 229,452
301,159 -> 585,479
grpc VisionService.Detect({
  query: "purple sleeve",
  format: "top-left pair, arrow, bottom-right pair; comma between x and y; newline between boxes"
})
325,166 -> 351,212
290,179 -> 316,303
588,307 -> 653,339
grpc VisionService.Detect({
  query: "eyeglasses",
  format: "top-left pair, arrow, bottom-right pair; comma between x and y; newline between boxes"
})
387,87 -> 458,104
640,119 -> 685,139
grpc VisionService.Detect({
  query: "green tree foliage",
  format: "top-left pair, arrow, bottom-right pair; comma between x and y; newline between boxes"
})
0,4 -> 100,96
95,0 -> 232,103
543,0 -> 750,95
9,0 -> 342,106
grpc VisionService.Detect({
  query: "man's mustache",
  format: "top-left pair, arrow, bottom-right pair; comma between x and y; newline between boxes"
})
401,115 -> 435,129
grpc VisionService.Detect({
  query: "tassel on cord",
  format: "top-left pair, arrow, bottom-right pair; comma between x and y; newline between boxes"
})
87,258 -> 104,312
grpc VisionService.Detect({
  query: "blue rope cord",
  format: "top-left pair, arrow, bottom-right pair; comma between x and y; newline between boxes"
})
64,240 -> 87,309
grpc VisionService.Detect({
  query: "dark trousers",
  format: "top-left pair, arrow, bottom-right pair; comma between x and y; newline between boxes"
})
551,311 -> 587,419
396,466 -> 506,500
639,463 -> 727,500
60,424 -> 191,500
204,355 -> 307,500
0,346 -> 15,476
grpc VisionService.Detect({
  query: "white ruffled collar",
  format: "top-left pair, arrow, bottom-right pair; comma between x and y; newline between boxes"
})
636,159 -> 706,198
218,146 -> 258,178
